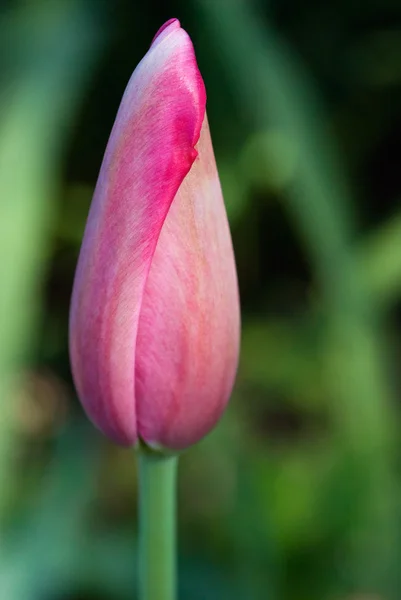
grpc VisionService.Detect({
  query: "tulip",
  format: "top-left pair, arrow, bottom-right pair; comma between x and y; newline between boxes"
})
69,18 -> 240,452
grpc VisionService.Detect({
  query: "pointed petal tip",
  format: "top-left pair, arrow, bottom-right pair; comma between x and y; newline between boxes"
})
151,18 -> 180,46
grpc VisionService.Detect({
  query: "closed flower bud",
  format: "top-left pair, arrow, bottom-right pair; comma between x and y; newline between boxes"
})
69,19 -> 240,451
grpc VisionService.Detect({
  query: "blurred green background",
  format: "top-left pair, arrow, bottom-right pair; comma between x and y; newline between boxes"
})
1,0 -> 401,598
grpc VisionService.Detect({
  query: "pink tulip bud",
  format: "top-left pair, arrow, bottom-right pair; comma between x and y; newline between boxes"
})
69,19 -> 240,451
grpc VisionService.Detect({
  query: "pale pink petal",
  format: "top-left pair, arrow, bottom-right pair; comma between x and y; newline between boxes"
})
135,116 -> 240,450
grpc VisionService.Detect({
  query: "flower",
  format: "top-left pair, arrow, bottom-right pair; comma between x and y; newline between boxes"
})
69,18 -> 240,451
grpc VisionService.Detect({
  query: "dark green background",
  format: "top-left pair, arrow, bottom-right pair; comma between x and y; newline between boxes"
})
1,0 -> 401,598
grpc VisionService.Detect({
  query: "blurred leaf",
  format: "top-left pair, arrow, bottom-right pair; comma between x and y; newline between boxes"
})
0,0 -> 104,585
360,211 -> 401,307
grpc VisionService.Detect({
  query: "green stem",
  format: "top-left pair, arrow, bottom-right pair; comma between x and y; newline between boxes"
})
138,451 -> 178,600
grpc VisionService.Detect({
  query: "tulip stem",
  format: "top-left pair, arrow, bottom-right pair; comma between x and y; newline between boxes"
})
138,450 -> 178,600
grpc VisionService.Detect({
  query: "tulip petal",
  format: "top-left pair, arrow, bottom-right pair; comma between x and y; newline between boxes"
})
69,20 -> 206,445
135,116 -> 240,450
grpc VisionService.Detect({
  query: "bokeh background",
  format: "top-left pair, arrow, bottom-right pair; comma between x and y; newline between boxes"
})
1,0 -> 401,598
